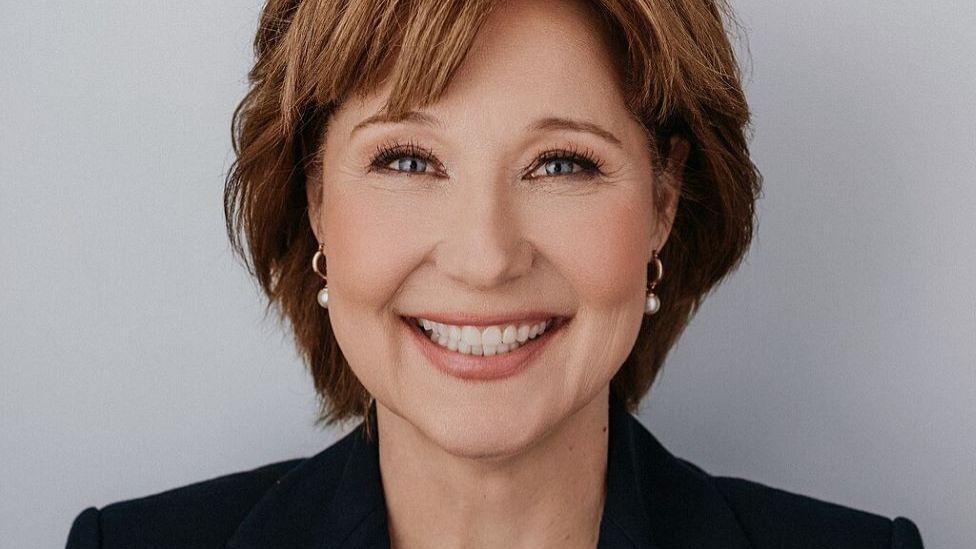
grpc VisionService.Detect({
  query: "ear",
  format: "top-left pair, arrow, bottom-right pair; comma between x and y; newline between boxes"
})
651,135 -> 690,257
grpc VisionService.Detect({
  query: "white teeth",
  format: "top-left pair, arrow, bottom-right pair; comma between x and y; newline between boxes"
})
460,326 -> 481,346
481,326 -> 502,347
413,316 -> 558,356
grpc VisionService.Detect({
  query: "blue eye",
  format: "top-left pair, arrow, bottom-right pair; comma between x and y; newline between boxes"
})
544,159 -> 577,175
526,147 -> 605,180
391,156 -> 428,173
369,141 -> 438,176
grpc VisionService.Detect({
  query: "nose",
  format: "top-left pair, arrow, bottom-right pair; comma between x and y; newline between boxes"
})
434,175 -> 534,291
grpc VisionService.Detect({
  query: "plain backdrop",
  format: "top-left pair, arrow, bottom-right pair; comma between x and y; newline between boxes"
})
1,1 -> 974,547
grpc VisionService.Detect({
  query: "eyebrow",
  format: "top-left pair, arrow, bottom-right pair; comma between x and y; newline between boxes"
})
351,111 -> 623,149
351,111 -> 444,135
525,116 -> 623,149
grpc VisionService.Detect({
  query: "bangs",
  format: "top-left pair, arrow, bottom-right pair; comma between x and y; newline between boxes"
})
280,0 -> 498,128
270,0 -> 737,150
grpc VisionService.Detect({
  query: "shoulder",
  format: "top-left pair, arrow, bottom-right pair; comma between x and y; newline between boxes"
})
675,458 -> 924,549
65,457 -> 306,549
66,425 -> 368,549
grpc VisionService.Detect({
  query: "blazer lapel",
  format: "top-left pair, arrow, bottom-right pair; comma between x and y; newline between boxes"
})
602,385 -> 753,548
229,388 -> 752,549
226,407 -> 389,549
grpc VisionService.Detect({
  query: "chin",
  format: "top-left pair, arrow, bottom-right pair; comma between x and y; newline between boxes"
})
414,402 -> 554,461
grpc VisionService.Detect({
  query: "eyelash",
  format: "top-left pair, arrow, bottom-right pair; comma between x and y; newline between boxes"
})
366,139 -> 606,180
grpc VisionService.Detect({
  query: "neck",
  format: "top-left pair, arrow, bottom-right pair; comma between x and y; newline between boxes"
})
376,386 -> 610,549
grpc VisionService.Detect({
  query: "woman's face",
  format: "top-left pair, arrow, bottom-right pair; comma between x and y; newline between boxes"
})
309,0 -> 681,458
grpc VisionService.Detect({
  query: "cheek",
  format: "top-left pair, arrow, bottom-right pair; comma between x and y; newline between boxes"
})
321,185 -> 426,312
526,189 -> 653,392
532,192 -> 652,308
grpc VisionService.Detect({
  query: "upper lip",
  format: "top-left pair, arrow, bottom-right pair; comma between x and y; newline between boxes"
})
402,311 -> 569,327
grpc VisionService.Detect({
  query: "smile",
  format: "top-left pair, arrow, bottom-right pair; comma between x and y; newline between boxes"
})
411,316 -> 562,355
401,314 -> 571,381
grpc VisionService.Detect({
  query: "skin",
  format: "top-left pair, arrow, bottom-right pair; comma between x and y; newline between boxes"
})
307,0 -> 688,547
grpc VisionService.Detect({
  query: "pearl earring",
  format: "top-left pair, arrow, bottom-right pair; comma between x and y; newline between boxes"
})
645,249 -> 663,315
312,242 -> 329,309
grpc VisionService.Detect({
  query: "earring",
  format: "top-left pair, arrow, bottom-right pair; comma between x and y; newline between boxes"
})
312,242 -> 329,309
645,249 -> 663,315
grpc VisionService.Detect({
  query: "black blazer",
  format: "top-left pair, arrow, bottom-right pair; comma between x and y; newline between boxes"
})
66,388 -> 924,548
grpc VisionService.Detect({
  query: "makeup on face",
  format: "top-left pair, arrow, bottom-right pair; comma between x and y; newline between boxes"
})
401,313 -> 573,381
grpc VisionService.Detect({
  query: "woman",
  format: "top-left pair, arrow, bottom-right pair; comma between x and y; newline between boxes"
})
66,0 -> 925,547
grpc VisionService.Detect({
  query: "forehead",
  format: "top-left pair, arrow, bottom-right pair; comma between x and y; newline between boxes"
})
331,0 -> 633,140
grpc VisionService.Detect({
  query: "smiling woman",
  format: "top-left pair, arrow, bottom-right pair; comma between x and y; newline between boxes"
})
63,0 -> 925,548
231,0 -> 749,438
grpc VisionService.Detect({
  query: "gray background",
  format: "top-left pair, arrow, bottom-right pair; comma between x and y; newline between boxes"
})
1,1 -> 973,547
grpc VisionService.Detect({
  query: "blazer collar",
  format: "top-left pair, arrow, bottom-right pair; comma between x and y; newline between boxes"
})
600,385 -> 752,548
228,387 -> 752,549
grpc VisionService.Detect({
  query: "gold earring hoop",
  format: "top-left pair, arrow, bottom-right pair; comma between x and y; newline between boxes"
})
645,249 -> 663,315
312,242 -> 329,309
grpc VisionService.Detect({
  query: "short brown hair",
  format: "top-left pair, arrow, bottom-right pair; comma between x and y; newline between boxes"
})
224,0 -> 762,430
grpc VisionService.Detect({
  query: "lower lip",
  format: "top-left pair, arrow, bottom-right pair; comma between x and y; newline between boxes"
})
402,316 -> 569,381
